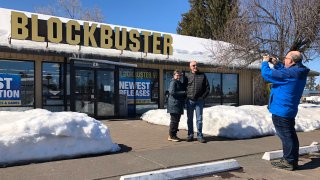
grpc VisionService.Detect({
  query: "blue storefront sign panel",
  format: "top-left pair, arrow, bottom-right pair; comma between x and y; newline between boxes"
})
0,74 -> 21,106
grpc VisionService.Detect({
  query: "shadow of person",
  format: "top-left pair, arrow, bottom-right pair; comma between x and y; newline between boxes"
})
217,123 -> 262,140
204,135 -> 233,142
297,153 -> 320,170
115,144 -> 132,153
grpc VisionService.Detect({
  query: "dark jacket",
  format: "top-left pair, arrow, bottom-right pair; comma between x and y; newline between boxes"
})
261,61 -> 309,118
167,79 -> 186,114
185,72 -> 210,101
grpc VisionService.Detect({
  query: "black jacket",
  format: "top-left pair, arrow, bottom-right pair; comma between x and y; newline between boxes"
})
167,79 -> 186,114
184,72 -> 210,101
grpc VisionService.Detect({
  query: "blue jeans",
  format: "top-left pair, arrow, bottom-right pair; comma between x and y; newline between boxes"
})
272,114 -> 299,163
186,99 -> 204,138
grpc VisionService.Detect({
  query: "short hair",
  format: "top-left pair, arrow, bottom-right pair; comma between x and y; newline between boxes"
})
291,52 -> 303,63
173,69 -> 181,75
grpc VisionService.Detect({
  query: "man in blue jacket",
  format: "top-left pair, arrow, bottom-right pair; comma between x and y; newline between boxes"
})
261,51 -> 310,171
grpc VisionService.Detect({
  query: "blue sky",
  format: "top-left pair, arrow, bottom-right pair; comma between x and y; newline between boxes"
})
0,0 -> 319,83
0,0 -> 190,34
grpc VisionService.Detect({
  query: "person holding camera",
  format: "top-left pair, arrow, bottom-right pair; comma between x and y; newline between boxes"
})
261,51 -> 310,171
167,70 -> 186,142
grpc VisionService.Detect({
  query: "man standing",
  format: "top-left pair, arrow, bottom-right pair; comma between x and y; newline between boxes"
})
261,51 -> 309,171
185,60 -> 210,143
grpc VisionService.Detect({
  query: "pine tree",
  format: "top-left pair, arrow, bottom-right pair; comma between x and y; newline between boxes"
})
306,76 -> 316,90
177,0 -> 239,40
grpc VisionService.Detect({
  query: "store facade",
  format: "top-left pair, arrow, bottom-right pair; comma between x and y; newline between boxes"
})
0,8 -> 269,119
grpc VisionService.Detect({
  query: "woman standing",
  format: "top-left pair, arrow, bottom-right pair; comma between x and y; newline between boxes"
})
167,70 -> 186,142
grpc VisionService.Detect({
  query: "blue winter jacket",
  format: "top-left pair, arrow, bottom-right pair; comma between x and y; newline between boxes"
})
261,61 -> 309,118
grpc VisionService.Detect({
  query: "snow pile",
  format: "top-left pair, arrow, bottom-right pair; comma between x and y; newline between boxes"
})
0,109 -> 120,165
141,104 -> 320,139
305,96 -> 320,103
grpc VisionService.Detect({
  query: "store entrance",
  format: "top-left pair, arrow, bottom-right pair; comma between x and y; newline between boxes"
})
70,58 -> 137,119
73,68 -> 115,117
70,59 -> 137,119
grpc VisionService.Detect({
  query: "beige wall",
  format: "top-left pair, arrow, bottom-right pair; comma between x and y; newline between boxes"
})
238,69 -> 254,105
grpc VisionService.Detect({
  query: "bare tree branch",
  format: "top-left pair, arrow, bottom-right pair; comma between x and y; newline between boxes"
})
209,0 -> 320,67
35,0 -> 105,22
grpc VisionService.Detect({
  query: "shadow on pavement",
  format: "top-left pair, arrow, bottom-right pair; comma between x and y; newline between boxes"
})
205,135 -> 233,142
298,153 -> 320,170
204,133 -> 274,143
0,144 -> 132,168
218,123 -> 261,140
114,144 -> 132,153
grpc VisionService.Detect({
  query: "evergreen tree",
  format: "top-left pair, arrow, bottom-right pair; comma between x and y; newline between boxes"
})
306,76 -> 316,90
177,0 -> 239,40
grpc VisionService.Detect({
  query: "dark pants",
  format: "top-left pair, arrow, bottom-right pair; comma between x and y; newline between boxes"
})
169,113 -> 181,137
272,114 -> 299,164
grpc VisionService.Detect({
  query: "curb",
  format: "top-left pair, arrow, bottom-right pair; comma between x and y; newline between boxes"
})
120,159 -> 240,180
262,144 -> 320,160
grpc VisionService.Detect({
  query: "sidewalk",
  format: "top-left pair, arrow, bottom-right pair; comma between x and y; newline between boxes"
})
0,120 -> 319,180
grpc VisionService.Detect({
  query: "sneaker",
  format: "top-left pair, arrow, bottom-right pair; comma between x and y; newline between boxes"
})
271,158 -> 298,171
197,137 -> 207,143
186,136 -> 194,142
168,136 -> 180,142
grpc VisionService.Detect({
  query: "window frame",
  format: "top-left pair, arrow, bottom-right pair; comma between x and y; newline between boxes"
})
0,59 -> 36,108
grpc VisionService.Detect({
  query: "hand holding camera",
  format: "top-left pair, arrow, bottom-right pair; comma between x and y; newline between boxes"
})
263,55 -> 278,65
263,55 -> 270,62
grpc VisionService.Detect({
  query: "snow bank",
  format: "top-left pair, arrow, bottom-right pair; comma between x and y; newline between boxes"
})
0,109 -> 120,165
141,104 -> 320,139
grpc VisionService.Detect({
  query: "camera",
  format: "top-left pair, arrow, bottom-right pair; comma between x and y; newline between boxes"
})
265,54 -> 278,64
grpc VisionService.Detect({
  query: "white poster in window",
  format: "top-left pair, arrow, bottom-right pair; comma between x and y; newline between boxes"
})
104,85 -> 111,91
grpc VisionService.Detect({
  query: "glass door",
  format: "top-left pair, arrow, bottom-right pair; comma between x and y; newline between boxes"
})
74,68 -> 115,118
74,69 -> 95,116
96,70 -> 115,117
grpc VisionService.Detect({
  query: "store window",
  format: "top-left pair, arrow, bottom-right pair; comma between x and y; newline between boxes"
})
0,59 -> 35,111
42,62 -> 67,112
163,70 -> 174,108
182,72 -> 238,107
135,69 -> 159,115
222,74 -> 239,106
163,70 -> 187,108
119,69 -> 159,114
205,73 -> 222,106
119,68 -> 159,116
119,67 -> 135,117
